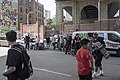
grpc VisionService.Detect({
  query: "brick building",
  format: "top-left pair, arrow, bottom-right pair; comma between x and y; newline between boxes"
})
55,0 -> 120,33
18,0 -> 44,25
18,0 -> 45,39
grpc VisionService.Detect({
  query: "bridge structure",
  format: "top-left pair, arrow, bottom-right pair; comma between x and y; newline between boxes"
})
55,0 -> 120,33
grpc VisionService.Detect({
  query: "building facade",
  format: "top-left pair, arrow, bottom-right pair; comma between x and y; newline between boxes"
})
45,10 -> 51,19
56,0 -> 120,33
18,0 -> 45,39
18,0 -> 44,25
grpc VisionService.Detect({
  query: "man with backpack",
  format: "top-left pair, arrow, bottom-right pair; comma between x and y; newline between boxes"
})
0,30 -> 33,80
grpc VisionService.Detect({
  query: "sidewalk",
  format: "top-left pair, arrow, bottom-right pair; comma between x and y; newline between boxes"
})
0,47 -> 9,57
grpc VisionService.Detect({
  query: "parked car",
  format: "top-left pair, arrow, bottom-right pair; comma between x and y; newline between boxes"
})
0,37 -> 9,47
30,38 -> 45,50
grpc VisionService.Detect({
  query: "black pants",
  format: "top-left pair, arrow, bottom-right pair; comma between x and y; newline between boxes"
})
52,43 -> 56,49
95,54 -> 103,67
16,78 -> 24,80
65,44 -> 71,54
79,72 -> 92,80
75,43 -> 81,55
25,42 -> 29,50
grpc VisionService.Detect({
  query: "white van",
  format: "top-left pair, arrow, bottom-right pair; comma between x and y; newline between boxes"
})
72,31 -> 120,56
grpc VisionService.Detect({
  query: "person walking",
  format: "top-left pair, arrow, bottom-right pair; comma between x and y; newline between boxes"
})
92,33 -> 105,78
24,34 -> 30,50
76,39 -> 93,80
74,34 -> 81,55
51,35 -> 56,49
0,30 -> 29,80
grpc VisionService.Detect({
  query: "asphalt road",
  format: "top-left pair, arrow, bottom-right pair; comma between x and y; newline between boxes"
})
0,48 -> 120,80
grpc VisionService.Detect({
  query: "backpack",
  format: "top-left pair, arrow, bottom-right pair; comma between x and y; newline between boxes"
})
11,45 -> 33,79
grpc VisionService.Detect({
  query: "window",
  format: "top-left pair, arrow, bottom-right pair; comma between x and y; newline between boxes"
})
36,18 -> 37,21
20,0 -> 22,5
26,0 -> 28,5
20,17 -> 22,20
29,14 -> 31,18
98,33 -> 104,38
29,7 -> 31,11
26,9 -> 28,14
29,21 -> 31,24
20,7 -> 22,12
108,33 -> 120,42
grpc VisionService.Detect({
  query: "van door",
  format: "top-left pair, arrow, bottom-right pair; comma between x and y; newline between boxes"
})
106,33 -> 120,54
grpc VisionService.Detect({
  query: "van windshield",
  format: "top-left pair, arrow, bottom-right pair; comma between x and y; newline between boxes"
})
108,33 -> 120,42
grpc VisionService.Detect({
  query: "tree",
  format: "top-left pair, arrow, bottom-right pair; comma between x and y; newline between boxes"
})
47,15 -> 56,29
47,19 -> 53,28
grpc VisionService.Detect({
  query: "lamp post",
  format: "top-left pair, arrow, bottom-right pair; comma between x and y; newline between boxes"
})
27,12 -> 34,25
27,12 -> 34,33
27,11 -> 40,33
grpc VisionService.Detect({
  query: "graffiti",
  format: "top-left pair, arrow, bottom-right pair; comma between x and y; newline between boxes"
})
78,33 -> 88,39
0,0 -> 18,31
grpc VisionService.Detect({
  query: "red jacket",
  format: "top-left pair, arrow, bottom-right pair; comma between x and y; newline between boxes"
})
76,47 -> 93,75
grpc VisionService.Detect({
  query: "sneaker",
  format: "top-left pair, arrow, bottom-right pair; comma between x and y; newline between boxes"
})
92,72 -> 98,78
98,71 -> 104,76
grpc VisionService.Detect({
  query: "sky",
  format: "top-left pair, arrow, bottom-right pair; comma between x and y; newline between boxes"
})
39,0 -> 56,18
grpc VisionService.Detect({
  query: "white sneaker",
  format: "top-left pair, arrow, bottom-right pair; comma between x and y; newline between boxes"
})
92,72 -> 98,78
98,71 -> 104,76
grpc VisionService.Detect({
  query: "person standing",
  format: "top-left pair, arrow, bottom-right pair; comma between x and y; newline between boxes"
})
35,36 -> 39,50
76,39 -> 93,80
92,33 -> 105,78
46,36 -> 50,45
51,35 -> 56,49
0,30 -> 27,80
65,34 -> 72,54
87,33 -> 94,54
59,35 -> 64,51
74,34 -> 81,55
25,34 -> 30,50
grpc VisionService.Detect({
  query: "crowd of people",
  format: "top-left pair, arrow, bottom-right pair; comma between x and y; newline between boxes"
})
20,32 -> 106,80
0,30 -> 108,80
47,32 -> 106,80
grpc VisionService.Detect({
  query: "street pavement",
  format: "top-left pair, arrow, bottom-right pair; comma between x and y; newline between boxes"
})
0,47 -> 120,80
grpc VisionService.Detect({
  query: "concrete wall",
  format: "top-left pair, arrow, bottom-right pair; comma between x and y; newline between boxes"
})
63,18 -> 120,32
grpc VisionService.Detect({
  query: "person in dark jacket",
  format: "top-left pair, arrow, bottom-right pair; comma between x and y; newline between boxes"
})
0,30 -> 25,80
92,33 -> 105,78
65,35 -> 72,54
74,34 -> 81,55
25,34 -> 30,50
